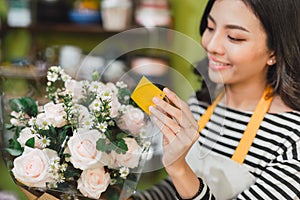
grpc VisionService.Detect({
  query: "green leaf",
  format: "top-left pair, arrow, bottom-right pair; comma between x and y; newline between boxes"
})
5,148 -> 23,156
63,167 -> 81,178
58,130 -> 67,144
6,138 -> 23,156
113,138 -> 128,154
63,153 -> 71,158
9,97 -> 38,117
96,138 -> 108,152
25,137 -> 35,148
8,138 -> 22,150
91,71 -> 100,81
5,123 -> 14,130
116,132 -> 127,140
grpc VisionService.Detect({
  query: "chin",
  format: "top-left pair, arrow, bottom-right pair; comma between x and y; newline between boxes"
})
208,68 -> 226,85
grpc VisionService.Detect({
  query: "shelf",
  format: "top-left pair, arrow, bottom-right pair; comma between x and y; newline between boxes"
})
0,65 -> 47,79
2,23 -> 139,34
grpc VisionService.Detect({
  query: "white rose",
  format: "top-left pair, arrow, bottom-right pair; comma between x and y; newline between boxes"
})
65,80 -> 84,102
117,105 -> 145,135
17,127 -> 42,148
105,82 -> 118,94
77,166 -> 110,199
67,128 -> 104,170
44,102 -> 67,128
111,138 -> 142,168
12,147 -> 57,188
109,94 -> 121,118
73,104 -> 91,127
10,111 -> 29,126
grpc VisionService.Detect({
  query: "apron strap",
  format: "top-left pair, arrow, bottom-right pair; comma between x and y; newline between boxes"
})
197,85 -> 273,164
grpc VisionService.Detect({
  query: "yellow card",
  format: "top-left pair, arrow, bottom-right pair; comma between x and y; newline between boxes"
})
131,76 -> 165,115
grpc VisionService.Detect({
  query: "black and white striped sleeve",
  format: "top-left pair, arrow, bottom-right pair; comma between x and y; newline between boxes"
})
237,131 -> 300,200
131,177 -> 216,200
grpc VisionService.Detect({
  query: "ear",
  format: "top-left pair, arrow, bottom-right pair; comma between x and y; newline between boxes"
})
267,53 -> 276,66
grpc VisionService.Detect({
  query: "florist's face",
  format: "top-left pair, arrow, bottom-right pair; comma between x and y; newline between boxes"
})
201,0 -> 274,87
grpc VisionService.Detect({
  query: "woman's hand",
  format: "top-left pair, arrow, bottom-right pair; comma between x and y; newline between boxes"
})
149,88 -> 199,174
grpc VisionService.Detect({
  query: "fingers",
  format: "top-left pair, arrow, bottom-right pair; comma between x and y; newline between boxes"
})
152,88 -> 197,130
149,106 -> 180,138
149,101 -> 199,145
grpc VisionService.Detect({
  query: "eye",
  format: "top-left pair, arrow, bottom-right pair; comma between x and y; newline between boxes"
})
228,35 -> 245,42
206,26 -> 214,31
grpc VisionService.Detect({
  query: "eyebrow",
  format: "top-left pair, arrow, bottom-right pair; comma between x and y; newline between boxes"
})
208,15 -> 250,32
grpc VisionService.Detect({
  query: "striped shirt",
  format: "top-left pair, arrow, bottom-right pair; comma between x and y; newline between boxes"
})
133,94 -> 300,200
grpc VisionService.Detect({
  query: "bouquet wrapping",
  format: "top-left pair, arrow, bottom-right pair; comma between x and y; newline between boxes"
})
1,66 -> 154,200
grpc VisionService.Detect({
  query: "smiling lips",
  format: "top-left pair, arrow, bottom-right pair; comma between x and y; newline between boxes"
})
208,58 -> 231,70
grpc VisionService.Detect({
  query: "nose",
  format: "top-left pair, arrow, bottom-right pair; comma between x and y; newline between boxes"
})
202,30 -> 225,55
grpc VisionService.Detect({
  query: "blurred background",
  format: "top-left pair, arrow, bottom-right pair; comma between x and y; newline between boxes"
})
0,0 -> 207,199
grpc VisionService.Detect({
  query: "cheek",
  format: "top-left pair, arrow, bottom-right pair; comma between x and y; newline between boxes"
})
201,31 -> 210,50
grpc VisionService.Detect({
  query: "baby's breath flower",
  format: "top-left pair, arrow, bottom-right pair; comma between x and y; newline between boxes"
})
54,157 -> 60,163
52,172 -> 60,180
60,72 -> 71,82
60,163 -> 68,172
90,99 -> 102,112
82,80 -> 90,87
47,182 -> 58,189
56,174 -> 65,183
49,66 -> 61,73
119,167 -> 130,179
47,71 -> 59,82
82,119 -> 93,129
28,117 -> 36,126
90,81 -> 103,93
60,193 -> 73,200
116,81 -> 127,88
49,163 -> 58,173
100,90 -> 112,101
38,136 -> 51,148
108,120 -> 115,126
120,105 -> 127,113
124,95 -> 130,101
110,179 -> 117,185
99,132 -> 106,139
36,118 -> 50,130
98,121 -> 108,133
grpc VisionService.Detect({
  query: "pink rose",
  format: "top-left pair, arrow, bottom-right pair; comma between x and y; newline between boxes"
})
65,80 -> 84,102
77,167 -> 110,199
111,138 -> 142,168
43,102 -> 67,128
67,128 -> 104,170
12,147 -> 57,187
117,105 -> 145,135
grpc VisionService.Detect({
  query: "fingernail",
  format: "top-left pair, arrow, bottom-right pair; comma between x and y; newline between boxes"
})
152,97 -> 159,104
163,88 -> 170,93
149,106 -> 154,113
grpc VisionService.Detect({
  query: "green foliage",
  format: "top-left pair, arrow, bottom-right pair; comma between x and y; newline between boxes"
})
6,138 -> 22,156
96,134 -> 128,155
24,137 -> 34,148
8,97 -> 38,117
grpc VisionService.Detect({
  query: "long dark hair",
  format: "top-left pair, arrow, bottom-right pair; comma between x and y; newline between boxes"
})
197,0 -> 300,111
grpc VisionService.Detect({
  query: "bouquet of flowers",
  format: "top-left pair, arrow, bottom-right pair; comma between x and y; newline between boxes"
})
2,66 -> 153,200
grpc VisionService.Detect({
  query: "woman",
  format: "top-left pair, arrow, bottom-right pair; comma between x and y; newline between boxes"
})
131,0 -> 300,199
